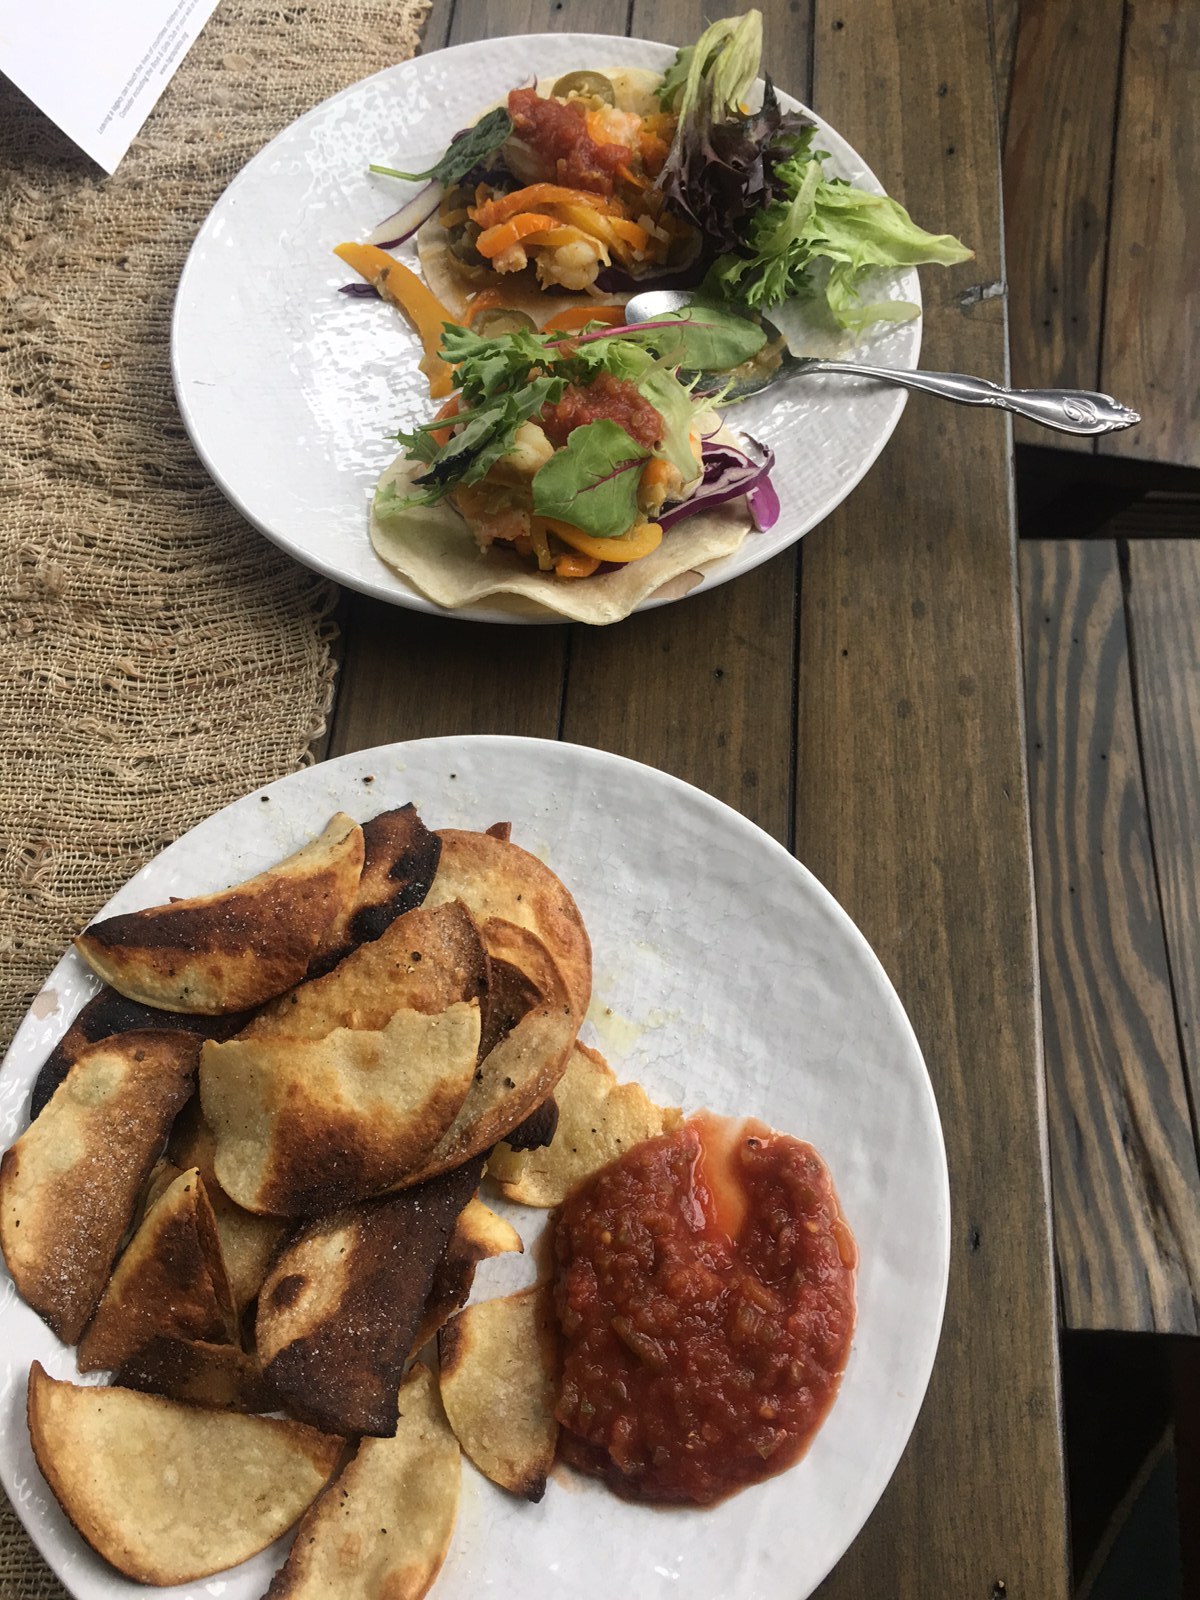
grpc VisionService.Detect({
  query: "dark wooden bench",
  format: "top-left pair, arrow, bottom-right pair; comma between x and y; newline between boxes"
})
1003,0 -> 1200,1340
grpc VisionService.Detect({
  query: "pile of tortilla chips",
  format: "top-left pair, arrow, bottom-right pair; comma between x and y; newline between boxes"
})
0,801 -> 683,1596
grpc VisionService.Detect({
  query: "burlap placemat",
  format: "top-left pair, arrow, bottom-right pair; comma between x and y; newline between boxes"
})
0,1 -> 430,1593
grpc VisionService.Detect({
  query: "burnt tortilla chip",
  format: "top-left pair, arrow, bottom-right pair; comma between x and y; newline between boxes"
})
115,1338 -> 273,1412
309,803 -> 441,974
0,1031 -> 199,1343
256,1159 -> 483,1436
77,1167 -> 239,1372
29,990 -> 248,1121
409,1198 -> 523,1354
74,813 -> 365,1015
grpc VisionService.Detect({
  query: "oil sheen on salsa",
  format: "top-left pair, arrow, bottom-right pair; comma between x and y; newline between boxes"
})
553,1113 -> 857,1505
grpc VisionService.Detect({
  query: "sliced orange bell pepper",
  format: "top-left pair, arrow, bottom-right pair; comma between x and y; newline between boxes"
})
334,242 -> 456,398
462,288 -> 509,324
470,184 -> 612,230
553,552 -> 602,578
429,395 -> 460,449
474,214 -> 562,260
537,517 -> 663,564
540,304 -> 628,332
551,203 -> 651,260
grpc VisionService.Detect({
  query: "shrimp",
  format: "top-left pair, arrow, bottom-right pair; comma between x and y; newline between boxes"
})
535,236 -> 609,292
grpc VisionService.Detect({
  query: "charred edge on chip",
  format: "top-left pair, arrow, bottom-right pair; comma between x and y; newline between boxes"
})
502,1096 -> 560,1153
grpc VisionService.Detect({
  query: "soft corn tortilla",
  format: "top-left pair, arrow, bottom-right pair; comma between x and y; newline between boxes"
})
370,431 -> 755,626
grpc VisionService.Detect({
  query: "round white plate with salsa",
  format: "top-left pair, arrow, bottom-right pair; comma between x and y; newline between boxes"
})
171,33 -> 927,623
0,736 -> 949,1600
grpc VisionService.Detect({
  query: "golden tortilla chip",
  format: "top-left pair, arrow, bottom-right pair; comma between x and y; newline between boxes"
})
115,1337 -> 273,1412
399,951 -> 576,1185
73,813 -> 365,1014
266,1362 -> 458,1600
243,899 -> 487,1042
425,830 -> 591,1021
200,999 -> 482,1214
77,1167 -> 239,1372
168,1098 -> 286,1310
0,1030 -> 199,1343
439,1283 -> 559,1502
310,803 -> 442,973
488,1042 -> 682,1207
409,1198 -> 523,1353
256,1159 -> 483,1436
27,1362 -> 341,1585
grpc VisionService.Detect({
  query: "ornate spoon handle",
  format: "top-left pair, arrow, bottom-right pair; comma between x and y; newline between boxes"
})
791,359 -> 1140,435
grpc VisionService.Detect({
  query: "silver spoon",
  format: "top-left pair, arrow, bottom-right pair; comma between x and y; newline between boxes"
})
622,289 -> 1140,436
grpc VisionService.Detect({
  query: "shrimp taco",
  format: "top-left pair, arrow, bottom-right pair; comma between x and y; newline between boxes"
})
416,67 -> 696,321
367,315 -> 778,625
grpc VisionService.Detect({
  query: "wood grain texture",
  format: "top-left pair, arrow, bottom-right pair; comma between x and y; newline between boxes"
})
988,0 -> 1020,140
1002,0 -> 1124,452
799,2 -> 1068,1596
1126,539 -> 1200,1124
1021,539 -> 1200,1334
326,601 -> 566,756
1099,0 -> 1200,467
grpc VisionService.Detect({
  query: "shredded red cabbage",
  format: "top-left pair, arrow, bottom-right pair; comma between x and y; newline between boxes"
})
658,437 -> 778,532
366,179 -> 445,250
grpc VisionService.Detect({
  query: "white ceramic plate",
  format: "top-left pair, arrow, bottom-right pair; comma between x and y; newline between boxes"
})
0,738 -> 949,1600
171,34 -> 922,623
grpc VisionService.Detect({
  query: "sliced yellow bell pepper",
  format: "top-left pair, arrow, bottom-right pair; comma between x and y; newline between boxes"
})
334,242 -> 456,398
538,517 -> 663,564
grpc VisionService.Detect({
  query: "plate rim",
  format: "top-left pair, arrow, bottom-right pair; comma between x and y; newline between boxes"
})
170,32 -> 922,625
0,733 -> 951,1600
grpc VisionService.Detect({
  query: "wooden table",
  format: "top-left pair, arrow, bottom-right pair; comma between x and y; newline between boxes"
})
325,1 -> 1070,1593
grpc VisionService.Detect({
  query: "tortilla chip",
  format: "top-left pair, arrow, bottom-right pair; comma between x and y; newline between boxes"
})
478,954 -> 543,1061
27,1362 -> 340,1585
115,1337 -> 274,1412
369,449 -> 752,626
168,1098 -> 286,1310
310,803 -> 442,974
409,1198 -> 523,1353
200,999 -> 481,1214
502,1094 -> 559,1152
73,812 -> 365,1014
439,1283 -> 559,1502
0,1030 -> 199,1343
77,1167 -> 239,1372
399,956 -> 576,1185
488,1042 -> 682,1206
266,1363 -> 458,1600
243,900 -> 488,1042
29,989 -> 248,1121
256,1160 -> 482,1436
426,830 -> 592,1020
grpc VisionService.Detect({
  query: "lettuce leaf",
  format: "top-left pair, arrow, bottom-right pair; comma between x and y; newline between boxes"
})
708,152 -> 973,326
531,419 -> 650,538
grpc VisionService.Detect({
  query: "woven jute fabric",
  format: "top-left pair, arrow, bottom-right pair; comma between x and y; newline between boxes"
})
0,1 -> 429,1593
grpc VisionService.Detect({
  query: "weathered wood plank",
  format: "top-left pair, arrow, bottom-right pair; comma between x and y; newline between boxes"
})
450,0 -> 625,42
1125,538 -> 1200,1124
1020,538 -> 1200,1334
1099,0 -> 1200,468
988,0 -> 1020,140
559,0 -> 808,842
326,601 -> 566,756
421,0 -> 456,50
1002,0 -> 1124,452
799,2 -> 1067,1595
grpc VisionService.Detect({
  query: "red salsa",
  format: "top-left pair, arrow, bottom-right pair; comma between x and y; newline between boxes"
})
539,372 -> 664,451
553,1113 -> 857,1505
508,88 -> 631,195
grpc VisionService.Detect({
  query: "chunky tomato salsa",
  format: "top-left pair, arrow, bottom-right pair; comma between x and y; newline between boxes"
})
553,1113 -> 857,1505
